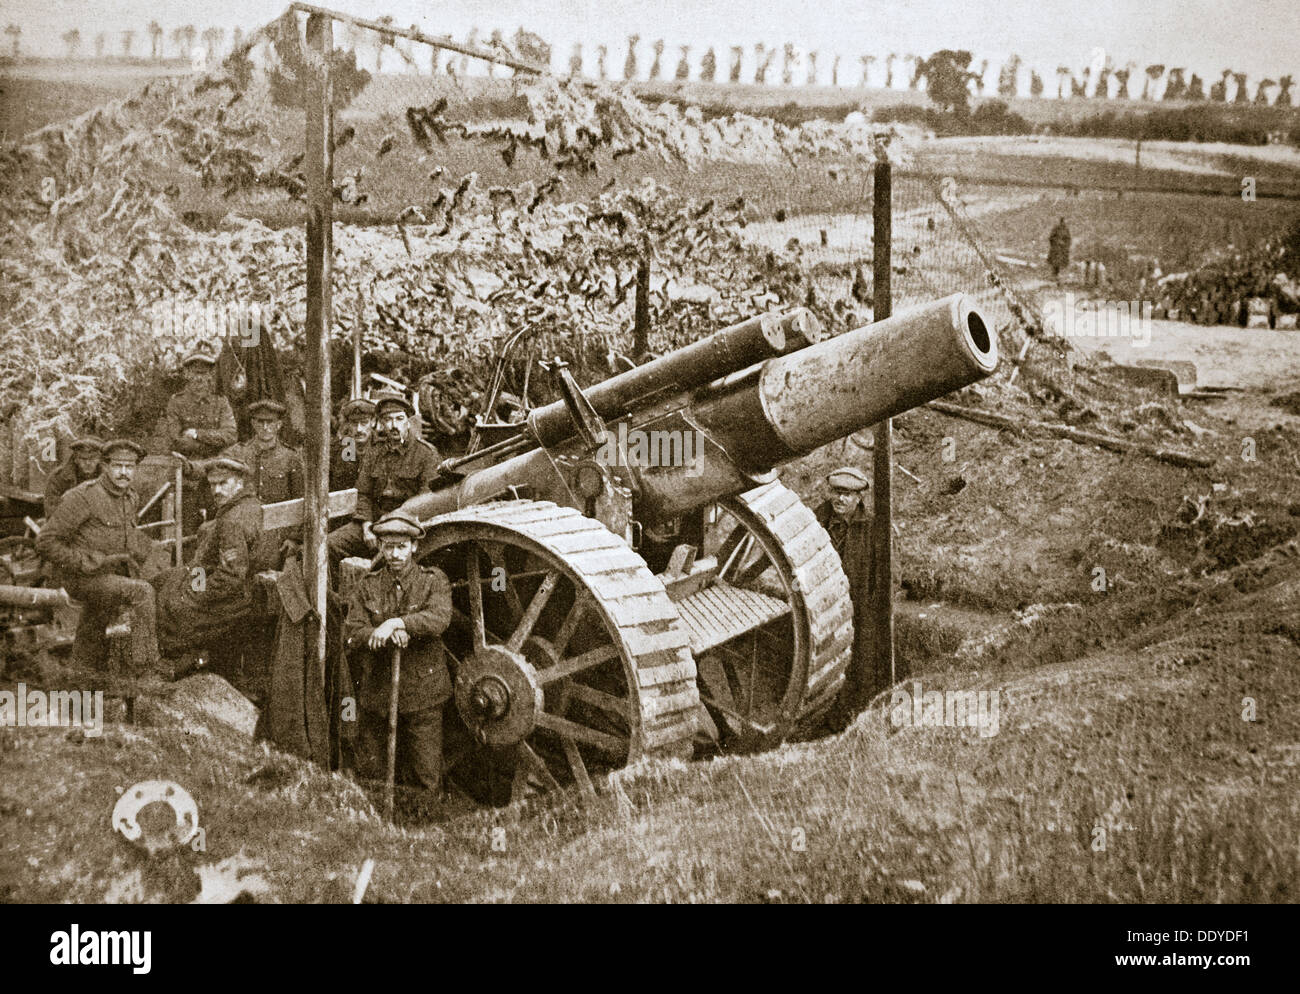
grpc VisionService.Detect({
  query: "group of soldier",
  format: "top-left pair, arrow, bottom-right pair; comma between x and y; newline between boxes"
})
35,345 -> 457,805
34,341 -> 877,809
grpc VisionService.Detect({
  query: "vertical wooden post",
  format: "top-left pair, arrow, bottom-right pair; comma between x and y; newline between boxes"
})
172,464 -> 184,566
871,157 -> 897,691
304,12 -> 333,687
352,288 -> 363,399
633,237 -> 651,357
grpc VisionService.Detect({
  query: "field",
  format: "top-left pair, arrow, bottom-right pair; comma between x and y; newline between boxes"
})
3,55 -> 1300,903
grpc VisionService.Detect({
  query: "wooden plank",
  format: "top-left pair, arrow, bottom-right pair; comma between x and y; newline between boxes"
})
261,489 -> 357,531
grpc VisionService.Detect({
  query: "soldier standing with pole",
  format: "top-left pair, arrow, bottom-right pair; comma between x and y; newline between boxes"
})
343,510 -> 453,817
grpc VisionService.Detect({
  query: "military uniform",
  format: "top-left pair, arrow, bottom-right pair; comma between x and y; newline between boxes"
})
343,513 -> 452,795
330,397 -> 375,492
327,394 -> 440,564
35,450 -> 159,675
1048,218 -> 1072,279
151,352 -> 238,536
815,467 -> 876,721
42,438 -> 103,519
152,389 -> 237,458
329,434 -> 368,492
155,478 -> 274,661
221,439 -> 304,505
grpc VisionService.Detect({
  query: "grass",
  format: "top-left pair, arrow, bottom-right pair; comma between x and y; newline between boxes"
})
4,549 -> 1297,903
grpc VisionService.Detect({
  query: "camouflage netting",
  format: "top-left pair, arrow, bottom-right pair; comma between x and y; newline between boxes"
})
1,5 -> 1044,453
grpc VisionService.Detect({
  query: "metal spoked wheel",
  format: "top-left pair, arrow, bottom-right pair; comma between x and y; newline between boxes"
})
420,500 -> 700,806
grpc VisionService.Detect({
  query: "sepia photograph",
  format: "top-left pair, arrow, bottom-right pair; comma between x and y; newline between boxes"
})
0,0 -> 1295,938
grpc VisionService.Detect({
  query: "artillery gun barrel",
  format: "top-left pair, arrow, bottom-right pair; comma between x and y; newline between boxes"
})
694,293 -> 997,469
525,308 -> 823,447
400,294 -> 996,523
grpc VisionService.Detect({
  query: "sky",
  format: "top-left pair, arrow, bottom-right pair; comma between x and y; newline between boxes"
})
1,0 -> 1297,83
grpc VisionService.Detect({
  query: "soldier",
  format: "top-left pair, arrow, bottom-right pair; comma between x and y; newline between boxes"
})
343,510 -> 452,803
1048,216 -> 1072,281
151,347 -> 237,534
35,439 -> 160,676
151,348 -> 237,459
221,399 -> 304,505
814,466 -> 875,720
43,436 -> 103,519
327,392 -> 440,567
154,457 -> 276,697
330,396 -> 376,492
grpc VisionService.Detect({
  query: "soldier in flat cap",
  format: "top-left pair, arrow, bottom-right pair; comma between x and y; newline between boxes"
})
36,439 -> 161,676
154,456 -> 277,700
815,465 -> 876,723
151,348 -> 238,459
343,510 -> 453,807
328,392 -> 440,568
222,400 -> 304,506
43,436 -> 103,519
330,396 -> 376,492
151,347 -> 238,535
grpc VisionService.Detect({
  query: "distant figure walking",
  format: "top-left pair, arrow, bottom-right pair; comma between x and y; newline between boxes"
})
1048,217 -> 1072,280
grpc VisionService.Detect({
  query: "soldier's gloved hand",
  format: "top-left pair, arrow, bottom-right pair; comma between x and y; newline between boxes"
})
391,626 -> 410,649
362,521 -> 377,549
183,428 -> 199,441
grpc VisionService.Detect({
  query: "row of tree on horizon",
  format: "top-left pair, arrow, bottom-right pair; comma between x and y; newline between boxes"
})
2,22 -> 1294,108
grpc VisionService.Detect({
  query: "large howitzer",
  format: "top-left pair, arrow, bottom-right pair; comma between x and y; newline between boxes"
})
396,294 -> 997,802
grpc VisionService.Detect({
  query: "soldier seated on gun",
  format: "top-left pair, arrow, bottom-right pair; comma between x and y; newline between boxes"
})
35,439 -> 161,677
43,436 -> 103,519
343,510 -> 453,808
154,457 -> 276,700
330,396 -> 376,492
327,391 -> 440,569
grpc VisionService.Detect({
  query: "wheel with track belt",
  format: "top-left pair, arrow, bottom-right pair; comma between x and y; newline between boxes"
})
420,500 -> 701,805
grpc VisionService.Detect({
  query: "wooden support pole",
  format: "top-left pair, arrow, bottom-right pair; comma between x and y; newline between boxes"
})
304,12 -> 334,688
352,287 -> 363,400
172,464 -> 184,566
871,157 -> 898,693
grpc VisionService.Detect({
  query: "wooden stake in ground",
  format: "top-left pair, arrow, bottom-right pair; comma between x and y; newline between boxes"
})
870,156 -> 898,697
384,645 -> 402,820
303,12 -> 333,695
